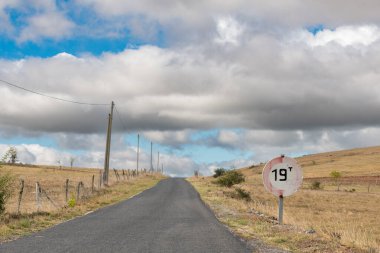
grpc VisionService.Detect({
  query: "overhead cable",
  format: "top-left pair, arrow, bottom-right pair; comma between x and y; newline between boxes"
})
114,105 -> 128,131
0,78 -> 109,106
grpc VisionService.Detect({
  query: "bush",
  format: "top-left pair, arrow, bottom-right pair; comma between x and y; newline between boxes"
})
213,168 -> 226,178
0,173 -> 15,214
235,188 -> 251,201
216,171 -> 245,187
311,181 -> 322,190
67,196 -> 76,208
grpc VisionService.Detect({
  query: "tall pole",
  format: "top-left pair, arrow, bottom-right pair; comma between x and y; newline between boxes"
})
137,134 -> 140,172
157,151 -> 159,173
150,142 -> 153,172
162,163 -> 164,174
103,101 -> 114,185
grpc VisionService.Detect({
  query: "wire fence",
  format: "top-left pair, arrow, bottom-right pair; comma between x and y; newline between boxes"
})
6,168 -> 150,214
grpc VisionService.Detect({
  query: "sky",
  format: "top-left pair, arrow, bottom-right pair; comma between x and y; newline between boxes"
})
2,1 -> 380,177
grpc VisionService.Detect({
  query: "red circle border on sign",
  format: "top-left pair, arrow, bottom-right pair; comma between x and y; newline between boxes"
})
262,156 -> 302,197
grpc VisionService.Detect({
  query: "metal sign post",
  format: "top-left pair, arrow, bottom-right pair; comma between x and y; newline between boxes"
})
262,155 -> 303,225
278,195 -> 284,224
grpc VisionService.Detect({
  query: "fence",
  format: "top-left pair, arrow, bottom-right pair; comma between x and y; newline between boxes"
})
6,168 -> 150,214
303,176 -> 380,193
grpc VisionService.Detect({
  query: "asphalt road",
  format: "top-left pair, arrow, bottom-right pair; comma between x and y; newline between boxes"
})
0,178 -> 252,253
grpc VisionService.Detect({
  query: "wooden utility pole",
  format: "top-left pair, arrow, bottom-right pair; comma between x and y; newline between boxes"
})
137,134 -> 140,172
157,151 -> 160,173
150,142 -> 153,172
103,101 -> 114,185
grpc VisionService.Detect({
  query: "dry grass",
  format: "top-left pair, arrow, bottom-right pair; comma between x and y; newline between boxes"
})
189,146 -> 380,253
297,146 -> 380,178
0,164 -> 152,213
0,164 -> 165,241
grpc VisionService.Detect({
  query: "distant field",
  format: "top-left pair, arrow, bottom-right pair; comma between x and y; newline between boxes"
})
190,146 -> 380,252
297,146 -> 380,178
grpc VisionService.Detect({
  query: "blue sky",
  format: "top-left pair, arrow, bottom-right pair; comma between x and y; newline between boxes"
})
2,1 -> 380,176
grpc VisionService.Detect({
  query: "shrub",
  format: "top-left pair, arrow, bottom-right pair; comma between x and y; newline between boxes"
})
216,171 -> 245,187
311,181 -> 322,190
0,173 -> 15,214
235,188 -> 251,201
213,168 -> 226,178
67,196 -> 76,208
19,218 -> 31,228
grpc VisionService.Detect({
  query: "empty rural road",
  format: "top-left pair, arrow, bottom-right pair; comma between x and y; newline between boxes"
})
0,178 -> 252,253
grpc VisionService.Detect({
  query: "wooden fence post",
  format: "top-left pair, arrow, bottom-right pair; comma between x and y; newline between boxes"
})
92,175 -> 95,193
113,169 -> 117,181
99,170 -> 102,188
77,182 -> 82,201
65,179 -> 69,203
17,179 -> 24,214
36,182 -> 41,212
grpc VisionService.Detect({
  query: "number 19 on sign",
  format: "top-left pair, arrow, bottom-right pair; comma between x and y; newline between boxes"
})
271,166 -> 292,181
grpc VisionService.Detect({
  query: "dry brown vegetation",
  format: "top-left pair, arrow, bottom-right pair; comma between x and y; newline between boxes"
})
0,164 -> 164,241
189,146 -> 380,253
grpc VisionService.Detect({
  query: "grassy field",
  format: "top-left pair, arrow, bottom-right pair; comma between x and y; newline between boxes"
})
0,164 -> 165,242
189,146 -> 380,253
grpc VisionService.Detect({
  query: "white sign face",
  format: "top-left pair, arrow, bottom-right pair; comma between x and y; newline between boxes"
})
262,156 -> 303,197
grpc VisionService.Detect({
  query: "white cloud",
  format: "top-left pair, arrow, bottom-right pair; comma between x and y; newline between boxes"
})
295,25 -> 380,48
0,143 -> 201,177
18,11 -> 75,42
214,16 -> 244,46
0,0 -> 20,34
4,2 -> 380,176
142,130 -> 192,148
75,0 -> 380,46
2,30 -> 380,133
79,0 -> 380,27
0,144 -> 70,165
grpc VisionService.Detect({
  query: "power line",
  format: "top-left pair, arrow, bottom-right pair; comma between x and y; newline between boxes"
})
0,78 -> 109,106
114,105 -> 128,131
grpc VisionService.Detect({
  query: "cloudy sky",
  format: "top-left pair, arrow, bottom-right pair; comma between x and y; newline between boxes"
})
1,1 -> 380,176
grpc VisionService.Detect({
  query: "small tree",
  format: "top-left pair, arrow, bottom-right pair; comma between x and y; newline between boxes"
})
330,170 -> 342,191
1,147 -> 18,164
70,157 -> 75,168
213,168 -> 226,178
0,173 -> 14,214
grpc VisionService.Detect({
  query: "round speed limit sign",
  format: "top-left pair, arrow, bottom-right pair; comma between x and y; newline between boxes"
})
262,156 -> 303,197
